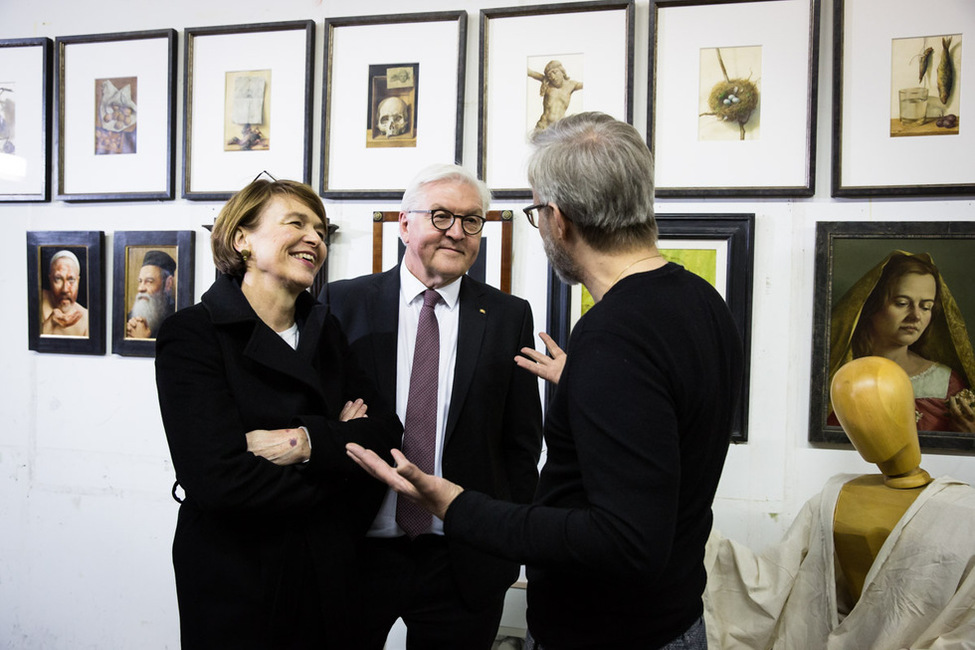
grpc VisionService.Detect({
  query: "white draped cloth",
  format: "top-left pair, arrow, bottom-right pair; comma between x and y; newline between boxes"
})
704,475 -> 975,650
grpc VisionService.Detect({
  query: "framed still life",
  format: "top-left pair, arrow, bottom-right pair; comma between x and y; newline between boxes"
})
810,221 -> 975,452
479,0 -> 635,198
832,0 -> 974,197
183,20 -> 315,200
649,0 -> 820,197
55,29 -> 176,201
111,230 -> 194,358
321,11 -> 467,199
27,230 -> 105,355
0,37 -> 52,202
546,213 -> 754,441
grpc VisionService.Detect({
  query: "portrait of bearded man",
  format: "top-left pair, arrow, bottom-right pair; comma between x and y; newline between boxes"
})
126,249 -> 176,339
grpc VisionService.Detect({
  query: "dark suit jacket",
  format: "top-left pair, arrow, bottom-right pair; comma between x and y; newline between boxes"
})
325,266 -> 543,609
155,274 -> 401,649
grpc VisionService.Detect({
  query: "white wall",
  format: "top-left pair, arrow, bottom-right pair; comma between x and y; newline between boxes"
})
1,0 -> 974,648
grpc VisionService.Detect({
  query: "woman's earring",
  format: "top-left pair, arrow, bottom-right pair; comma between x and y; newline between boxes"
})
240,249 -> 251,262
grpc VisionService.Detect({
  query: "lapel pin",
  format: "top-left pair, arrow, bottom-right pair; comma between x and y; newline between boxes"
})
479,308 -> 486,314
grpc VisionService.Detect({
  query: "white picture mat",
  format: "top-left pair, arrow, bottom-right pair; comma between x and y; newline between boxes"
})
188,28 -> 309,193
61,37 -> 170,195
485,8 -> 629,190
653,0 -> 811,189
380,219 -> 505,290
659,238 -> 730,299
0,45 -> 46,195
839,0 -> 973,188
325,20 -> 460,192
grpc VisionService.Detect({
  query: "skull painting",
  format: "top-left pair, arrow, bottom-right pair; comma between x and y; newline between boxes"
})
377,96 -> 409,137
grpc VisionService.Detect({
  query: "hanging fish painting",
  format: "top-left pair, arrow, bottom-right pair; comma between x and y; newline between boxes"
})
891,34 -> 961,137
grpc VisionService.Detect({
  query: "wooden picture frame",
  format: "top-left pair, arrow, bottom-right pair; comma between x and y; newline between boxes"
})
810,221 -> 975,452
370,210 -> 513,293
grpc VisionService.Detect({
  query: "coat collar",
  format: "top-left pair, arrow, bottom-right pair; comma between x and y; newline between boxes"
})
202,274 -> 327,396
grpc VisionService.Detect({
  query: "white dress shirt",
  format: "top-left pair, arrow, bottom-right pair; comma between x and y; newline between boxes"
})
366,263 -> 461,537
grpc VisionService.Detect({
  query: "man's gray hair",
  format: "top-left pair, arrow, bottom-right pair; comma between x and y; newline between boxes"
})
401,163 -> 492,215
527,112 -> 657,251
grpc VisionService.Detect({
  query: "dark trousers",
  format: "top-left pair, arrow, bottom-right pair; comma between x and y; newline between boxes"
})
356,535 -> 506,650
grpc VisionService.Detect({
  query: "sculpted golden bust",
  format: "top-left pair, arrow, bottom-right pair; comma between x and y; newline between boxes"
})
829,356 -> 933,603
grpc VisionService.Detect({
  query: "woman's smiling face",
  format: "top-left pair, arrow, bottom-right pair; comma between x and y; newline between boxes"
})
236,195 -> 327,292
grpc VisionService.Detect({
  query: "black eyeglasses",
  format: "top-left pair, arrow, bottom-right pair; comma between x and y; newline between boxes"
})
409,209 -> 486,236
522,203 -> 549,228
252,170 -> 278,183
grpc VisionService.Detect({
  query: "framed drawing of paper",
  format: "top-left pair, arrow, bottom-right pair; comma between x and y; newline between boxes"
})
27,230 -> 105,355
370,210 -> 513,293
480,1 -> 635,198
55,29 -> 176,201
810,221 -> 975,452
183,20 -> 315,201
321,11 -> 467,199
650,0 -> 820,197
832,0 -> 973,197
0,38 -> 52,202
112,230 -> 194,358
546,213 -> 754,441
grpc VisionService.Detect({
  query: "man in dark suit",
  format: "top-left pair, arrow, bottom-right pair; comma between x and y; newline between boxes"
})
324,163 -> 543,649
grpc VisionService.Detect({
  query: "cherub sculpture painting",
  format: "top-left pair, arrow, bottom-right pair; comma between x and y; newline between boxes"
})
527,56 -> 583,131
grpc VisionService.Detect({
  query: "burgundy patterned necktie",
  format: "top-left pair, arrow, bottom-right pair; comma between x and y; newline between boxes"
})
396,289 -> 441,538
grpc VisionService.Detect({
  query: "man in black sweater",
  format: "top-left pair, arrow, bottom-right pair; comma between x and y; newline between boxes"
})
348,112 -> 744,650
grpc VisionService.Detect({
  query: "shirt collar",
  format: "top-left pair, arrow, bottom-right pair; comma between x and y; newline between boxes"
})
400,263 -> 462,310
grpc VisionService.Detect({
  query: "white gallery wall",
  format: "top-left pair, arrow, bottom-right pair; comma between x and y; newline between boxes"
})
1,0 -> 974,647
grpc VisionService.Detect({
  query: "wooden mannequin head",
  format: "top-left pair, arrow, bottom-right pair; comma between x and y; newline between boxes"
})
830,356 -> 930,488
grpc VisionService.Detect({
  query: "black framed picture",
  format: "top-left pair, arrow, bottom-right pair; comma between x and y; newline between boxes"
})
546,213 -> 754,441
183,20 -> 315,200
0,37 -> 52,202
55,29 -> 176,201
27,230 -> 105,355
112,230 -> 194,357
810,221 -> 975,452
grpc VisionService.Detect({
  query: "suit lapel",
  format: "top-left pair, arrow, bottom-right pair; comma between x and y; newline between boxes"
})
370,269 -> 401,404
445,276 -> 486,444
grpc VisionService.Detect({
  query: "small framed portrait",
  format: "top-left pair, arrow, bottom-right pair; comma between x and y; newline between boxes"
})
112,230 -> 194,357
27,230 -> 105,355
810,221 -> 975,452
366,62 -> 419,148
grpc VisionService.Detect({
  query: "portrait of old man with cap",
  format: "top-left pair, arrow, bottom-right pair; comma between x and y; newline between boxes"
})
41,248 -> 89,338
126,249 -> 177,339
